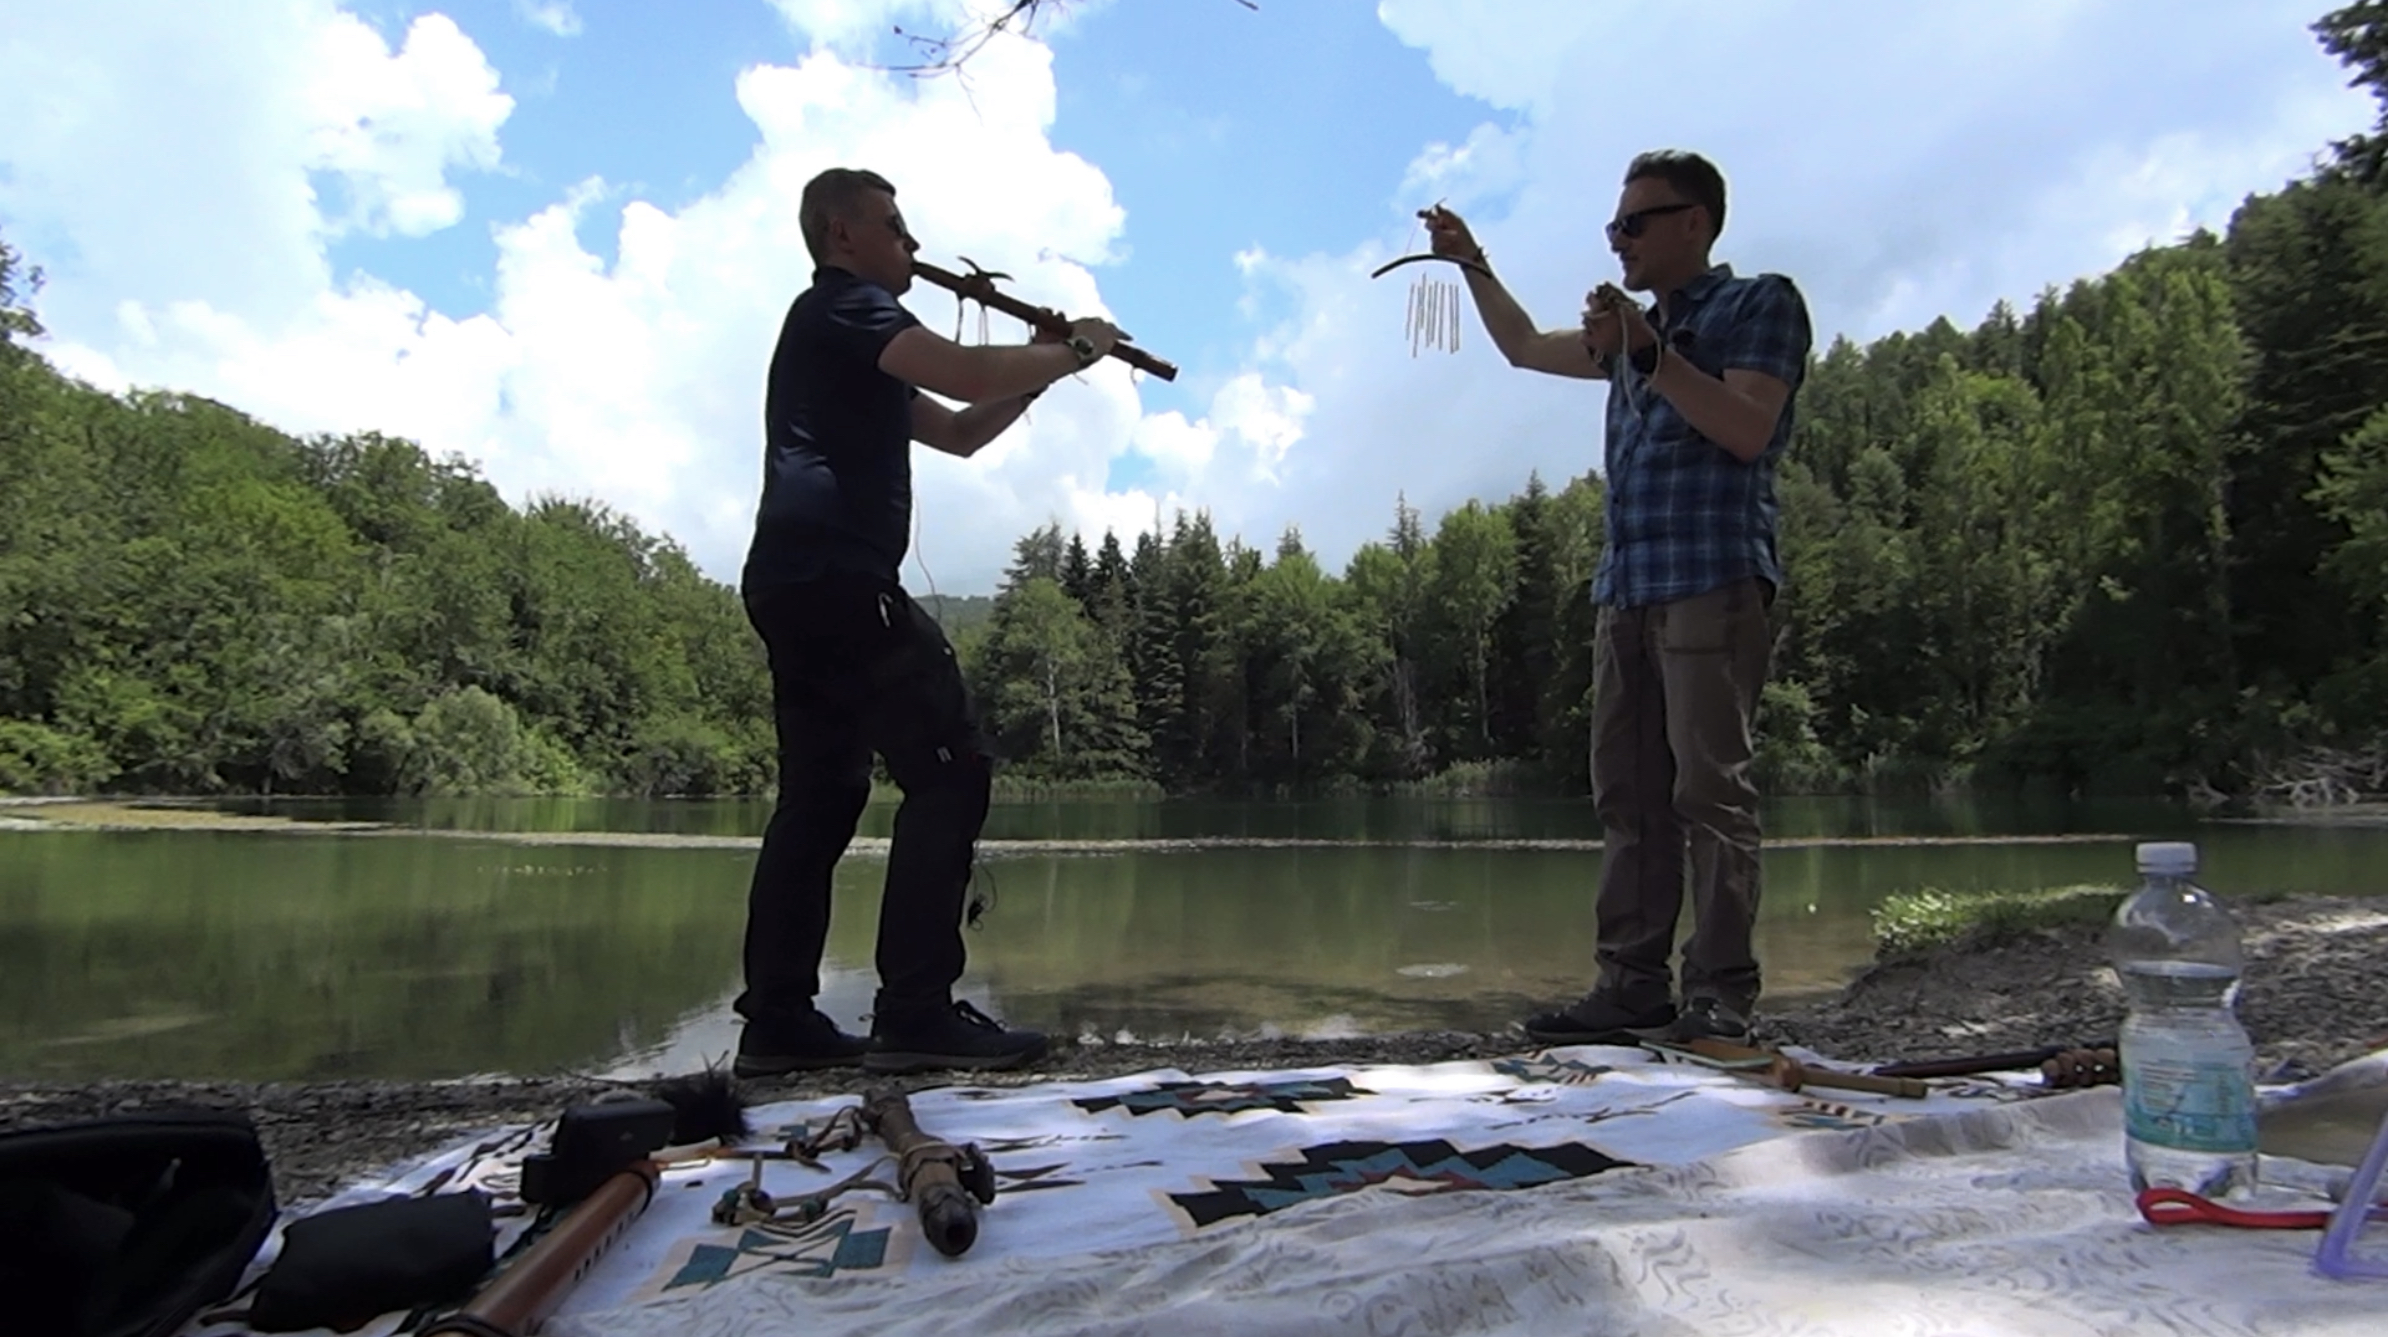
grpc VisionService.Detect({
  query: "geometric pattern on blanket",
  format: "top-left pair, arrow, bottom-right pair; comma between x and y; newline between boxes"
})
659,1207 -> 900,1294
554,1089 -> 2388,1337
180,1043 -> 2089,1337
1491,1053 -> 1616,1086
1166,1137 -> 1636,1228
1775,1096 -> 1893,1130
1073,1076 -> 1370,1119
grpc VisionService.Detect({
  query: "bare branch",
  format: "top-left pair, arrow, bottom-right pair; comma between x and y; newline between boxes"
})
870,0 -> 1256,80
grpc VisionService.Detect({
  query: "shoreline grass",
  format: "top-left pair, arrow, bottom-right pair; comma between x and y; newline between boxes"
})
1870,884 -> 2130,957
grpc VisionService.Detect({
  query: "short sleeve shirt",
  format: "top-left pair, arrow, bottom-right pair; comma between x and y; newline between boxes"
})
1593,264 -> 1812,608
742,266 -> 922,591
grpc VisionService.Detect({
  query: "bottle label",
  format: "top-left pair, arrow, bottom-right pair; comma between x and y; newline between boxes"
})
2123,1053 -> 2256,1154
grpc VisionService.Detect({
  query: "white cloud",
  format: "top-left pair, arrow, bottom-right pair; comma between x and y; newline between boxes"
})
1210,374 -> 1314,484
1400,121 -> 1529,215
1131,411 -> 1217,474
1368,0 -> 2362,342
0,1 -> 504,328
1156,0 -> 2376,580
514,0 -> 583,38
3,0 -> 2375,598
7,1 -> 1171,592
1124,373 -> 1313,487
303,13 -> 512,237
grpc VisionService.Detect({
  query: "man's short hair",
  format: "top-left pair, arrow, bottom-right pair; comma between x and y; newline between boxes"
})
799,168 -> 897,262
1625,150 -> 1726,238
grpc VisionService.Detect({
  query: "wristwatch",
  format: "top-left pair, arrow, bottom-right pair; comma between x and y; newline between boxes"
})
1066,334 -> 1101,368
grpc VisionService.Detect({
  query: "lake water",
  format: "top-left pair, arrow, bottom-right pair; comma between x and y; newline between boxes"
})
4,796 -> 2382,1082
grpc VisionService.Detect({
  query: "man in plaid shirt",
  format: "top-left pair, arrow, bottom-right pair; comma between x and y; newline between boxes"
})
1429,150 -> 1812,1045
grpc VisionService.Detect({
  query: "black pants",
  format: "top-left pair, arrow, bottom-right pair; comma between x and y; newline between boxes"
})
735,575 -> 992,1028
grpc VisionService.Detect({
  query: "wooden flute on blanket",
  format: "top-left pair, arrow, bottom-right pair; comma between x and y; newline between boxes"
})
1872,1042 -> 2119,1084
911,259 -> 1180,382
1649,1038 -> 1933,1100
420,1159 -> 662,1337
423,1081 -> 747,1337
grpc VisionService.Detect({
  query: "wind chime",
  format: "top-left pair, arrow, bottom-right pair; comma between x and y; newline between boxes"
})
1404,266 -> 1461,356
1371,206 -> 1493,357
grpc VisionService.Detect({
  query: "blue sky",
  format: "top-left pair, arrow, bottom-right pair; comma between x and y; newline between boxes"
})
311,0 -> 1503,484
0,0 -> 2374,592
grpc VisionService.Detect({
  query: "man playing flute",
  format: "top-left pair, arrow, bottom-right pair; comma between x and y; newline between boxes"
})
732,167 -> 1124,1077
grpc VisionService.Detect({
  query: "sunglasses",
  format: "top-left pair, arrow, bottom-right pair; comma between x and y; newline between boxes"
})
1606,202 -> 1697,241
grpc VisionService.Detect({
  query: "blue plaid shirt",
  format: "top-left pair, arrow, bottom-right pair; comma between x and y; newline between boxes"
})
1593,263 -> 1812,609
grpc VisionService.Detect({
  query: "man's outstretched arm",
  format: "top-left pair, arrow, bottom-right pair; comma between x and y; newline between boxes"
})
1461,267 -> 1608,380
1423,206 -> 1607,381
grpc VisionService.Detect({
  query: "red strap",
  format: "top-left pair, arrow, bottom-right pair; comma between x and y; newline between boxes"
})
2137,1187 -> 2335,1230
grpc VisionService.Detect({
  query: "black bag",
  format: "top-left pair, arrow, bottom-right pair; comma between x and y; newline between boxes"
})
246,1191 -> 494,1333
0,1109 -> 278,1337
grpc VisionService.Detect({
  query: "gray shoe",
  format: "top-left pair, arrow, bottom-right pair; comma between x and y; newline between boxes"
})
1635,996 -> 1751,1045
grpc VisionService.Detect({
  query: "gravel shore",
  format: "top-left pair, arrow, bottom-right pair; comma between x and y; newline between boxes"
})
7,894 -> 2385,1206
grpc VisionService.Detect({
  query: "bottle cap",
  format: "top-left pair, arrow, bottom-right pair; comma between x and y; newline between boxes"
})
2135,841 -> 2198,875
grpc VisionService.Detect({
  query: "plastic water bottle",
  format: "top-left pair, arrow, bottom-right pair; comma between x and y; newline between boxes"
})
2110,840 -> 2257,1197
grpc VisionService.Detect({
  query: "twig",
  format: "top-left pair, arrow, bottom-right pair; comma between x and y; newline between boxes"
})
873,0 -> 1259,80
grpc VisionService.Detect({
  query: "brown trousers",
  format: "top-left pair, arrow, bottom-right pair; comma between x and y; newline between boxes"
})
1589,577 -> 1772,1013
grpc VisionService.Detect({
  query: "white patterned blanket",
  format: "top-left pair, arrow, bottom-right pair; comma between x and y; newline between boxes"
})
186,1045 -> 2388,1336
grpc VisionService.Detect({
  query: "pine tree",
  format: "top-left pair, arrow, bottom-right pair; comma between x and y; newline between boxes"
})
1060,531 -> 1094,613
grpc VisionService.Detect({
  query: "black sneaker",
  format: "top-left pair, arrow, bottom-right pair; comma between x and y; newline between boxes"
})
864,999 -> 1048,1075
1636,996 -> 1752,1045
1522,994 -> 1677,1045
733,1008 -> 871,1078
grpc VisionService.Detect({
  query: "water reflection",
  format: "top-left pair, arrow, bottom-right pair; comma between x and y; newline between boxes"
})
213,792 -> 2207,843
5,800 -> 2383,1081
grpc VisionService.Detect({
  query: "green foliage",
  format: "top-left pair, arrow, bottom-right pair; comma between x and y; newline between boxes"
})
0,719 -> 115,794
959,66 -> 2387,800
2316,2 -> 2388,184
1397,758 -> 1544,797
620,713 -> 769,798
0,236 -> 42,348
2315,405 -> 2388,613
0,264 -> 769,796
1753,678 -> 1842,795
969,573 -> 1147,780
375,687 -> 570,796
1871,884 -> 2126,957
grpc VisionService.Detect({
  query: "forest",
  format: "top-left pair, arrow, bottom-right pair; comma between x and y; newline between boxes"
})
2,6 -> 2383,803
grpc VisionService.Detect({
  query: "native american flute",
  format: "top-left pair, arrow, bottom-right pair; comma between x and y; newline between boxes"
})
1873,1042 -> 2118,1081
1666,1038 -> 1932,1100
420,1159 -> 661,1337
910,260 -> 1179,382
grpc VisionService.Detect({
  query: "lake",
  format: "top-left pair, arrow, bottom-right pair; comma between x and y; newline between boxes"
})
4,795 -> 2382,1082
